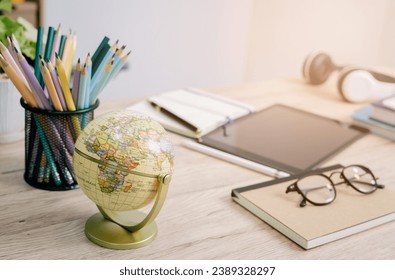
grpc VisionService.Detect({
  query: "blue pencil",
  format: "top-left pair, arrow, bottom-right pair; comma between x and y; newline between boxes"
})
90,42 -> 116,91
83,53 -> 92,108
77,65 -> 88,110
90,58 -> 113,105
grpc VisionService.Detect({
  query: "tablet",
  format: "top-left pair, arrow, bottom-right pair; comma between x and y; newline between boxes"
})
200,104 -> 367,174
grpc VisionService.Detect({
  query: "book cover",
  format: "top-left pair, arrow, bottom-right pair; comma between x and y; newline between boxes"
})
352,106 -> 395,141
371,95 -> 395,126
232,165 -> 395,249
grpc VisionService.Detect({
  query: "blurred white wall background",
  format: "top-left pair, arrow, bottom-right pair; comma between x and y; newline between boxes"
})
42,0 -> 395,100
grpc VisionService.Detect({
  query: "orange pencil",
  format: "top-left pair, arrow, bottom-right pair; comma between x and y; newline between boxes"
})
39,59 -> 63,111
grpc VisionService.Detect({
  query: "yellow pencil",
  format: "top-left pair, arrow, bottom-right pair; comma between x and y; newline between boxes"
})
0,54 -> 38,108
39,59 -> 63,111
55,53 -> 76,111
66,33 -> 77,81
61,31 -> 72,70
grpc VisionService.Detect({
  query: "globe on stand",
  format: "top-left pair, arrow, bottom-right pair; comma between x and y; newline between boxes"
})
73,110 -> 174,249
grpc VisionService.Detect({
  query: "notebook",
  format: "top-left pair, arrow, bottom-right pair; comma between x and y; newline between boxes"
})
127,88 -> 255,138
232,164 -> 395,249
352,106 -> 395,141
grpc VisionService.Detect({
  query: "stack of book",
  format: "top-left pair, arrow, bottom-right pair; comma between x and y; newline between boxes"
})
352,94 -> 395,141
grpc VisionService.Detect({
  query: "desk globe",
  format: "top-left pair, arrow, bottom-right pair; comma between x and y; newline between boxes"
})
73,110 -> 174,249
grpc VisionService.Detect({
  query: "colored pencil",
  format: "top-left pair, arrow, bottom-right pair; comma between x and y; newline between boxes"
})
43,26 -> 55,62
50,24 -> 62,64
58,34 -> 66,58
39,59 -> 63,111
0,40 -> 32,91
66,33 -> 77,81
0,54 -> 38,108
108,50 -> 131,80
90,58 -> 113,105
71,58 -> 81,105
47,61 -> 67,111
83,53 -> 92,108
90,42 -> 117,90
91,36 -> 110,70
55,53 -> 76,111
10,34 -> 22,52
61,31 -> 72,63
77,64 -> 88,110
34,26 -> 44,87
33,116 -> 62,185
16,49 -> 52,110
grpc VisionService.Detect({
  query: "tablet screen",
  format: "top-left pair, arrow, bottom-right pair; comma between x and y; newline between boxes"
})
200,104 -> 367,174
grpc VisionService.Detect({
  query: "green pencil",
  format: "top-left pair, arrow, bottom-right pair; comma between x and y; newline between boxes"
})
58,34 -> 66,58
34,26 -> 44,87
92,36 -> 110,75
43,26 -> 55,62
91,36 -> 110,64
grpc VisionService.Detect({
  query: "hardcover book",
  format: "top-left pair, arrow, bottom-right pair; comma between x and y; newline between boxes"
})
232,165 -> 395,249
370,94 -> 395,126
352,106 -> 395,141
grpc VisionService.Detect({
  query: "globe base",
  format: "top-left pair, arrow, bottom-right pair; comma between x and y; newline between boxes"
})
85,212 -> 158,250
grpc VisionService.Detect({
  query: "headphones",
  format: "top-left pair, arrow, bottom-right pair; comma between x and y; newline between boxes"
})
302,52 -> 395,103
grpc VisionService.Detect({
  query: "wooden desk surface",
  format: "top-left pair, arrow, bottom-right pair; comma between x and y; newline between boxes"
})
1,79 -> 395,260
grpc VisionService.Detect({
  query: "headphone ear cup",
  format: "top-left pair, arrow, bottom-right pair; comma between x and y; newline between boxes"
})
302,52 -> 339,85
338,68 -> 395,103
337,67 -> 360,102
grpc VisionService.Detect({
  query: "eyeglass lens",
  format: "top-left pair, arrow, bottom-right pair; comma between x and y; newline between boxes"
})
297,175 -> 335,204
343,165 -> 376,193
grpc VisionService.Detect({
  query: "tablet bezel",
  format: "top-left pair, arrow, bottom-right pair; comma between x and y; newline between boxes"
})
200,104 -> 368,174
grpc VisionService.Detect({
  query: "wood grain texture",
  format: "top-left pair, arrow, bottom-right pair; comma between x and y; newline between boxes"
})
1,79 -> 395,259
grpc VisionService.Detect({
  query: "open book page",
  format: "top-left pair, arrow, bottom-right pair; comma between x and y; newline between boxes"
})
126,100 -> 197,138
148,88 -> 254,133
127,88 -> 254,137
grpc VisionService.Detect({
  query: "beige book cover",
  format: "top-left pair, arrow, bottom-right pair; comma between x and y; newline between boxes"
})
232,164 -> 395,249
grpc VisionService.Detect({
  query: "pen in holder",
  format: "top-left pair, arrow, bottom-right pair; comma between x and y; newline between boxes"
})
21,99 -> 99,191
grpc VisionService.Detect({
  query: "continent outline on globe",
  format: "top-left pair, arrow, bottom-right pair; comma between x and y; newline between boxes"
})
73,110 -> 174,212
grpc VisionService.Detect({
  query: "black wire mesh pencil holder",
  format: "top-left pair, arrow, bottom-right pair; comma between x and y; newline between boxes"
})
21,99 -> 99,191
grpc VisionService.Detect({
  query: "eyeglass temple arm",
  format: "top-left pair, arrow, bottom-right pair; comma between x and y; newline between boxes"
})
285,183 -> 297,193
346,176 -> 385,189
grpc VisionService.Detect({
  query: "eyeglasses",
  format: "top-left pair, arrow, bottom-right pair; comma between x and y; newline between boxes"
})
285,165 -> 384,207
